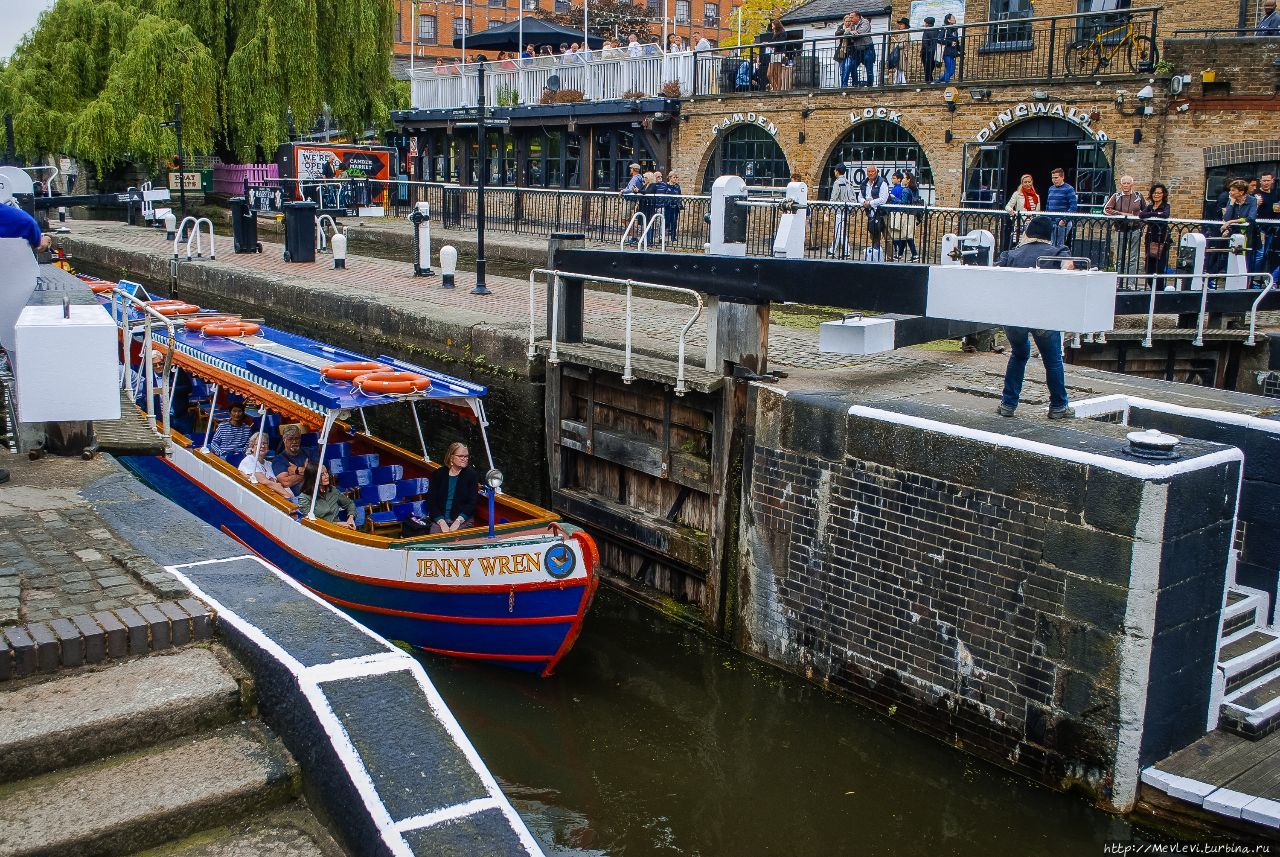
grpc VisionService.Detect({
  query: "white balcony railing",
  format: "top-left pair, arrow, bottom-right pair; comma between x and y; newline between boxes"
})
409,51 -> 702,110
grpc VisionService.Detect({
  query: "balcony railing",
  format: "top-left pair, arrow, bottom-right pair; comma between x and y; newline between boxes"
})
407,7 -> 1159,110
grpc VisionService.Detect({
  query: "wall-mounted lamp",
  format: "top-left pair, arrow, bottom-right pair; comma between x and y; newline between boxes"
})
945,129 -> 953,144
1133,128 -> 1143,144
800,106 -> 815,118
1031,89 -> 1050,100
969,88 -> 992,100
798,131 -> 806,144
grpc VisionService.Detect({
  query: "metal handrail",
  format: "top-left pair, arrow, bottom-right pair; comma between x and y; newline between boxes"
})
527,267 -> 705,395
1112,272 -> 1274,348
113,289 -> 175,444
639,212 -> 667,252
620,211 -> 647,250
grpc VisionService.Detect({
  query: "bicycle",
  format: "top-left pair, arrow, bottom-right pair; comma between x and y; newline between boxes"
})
1063,17 -> 1158,77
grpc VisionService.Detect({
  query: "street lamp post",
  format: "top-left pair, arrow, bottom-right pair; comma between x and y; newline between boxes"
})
161,100 -> 186,219
471,62 -> 491,296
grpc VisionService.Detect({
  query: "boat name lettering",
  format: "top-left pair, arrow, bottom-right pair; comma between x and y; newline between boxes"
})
415,552 -> 543,578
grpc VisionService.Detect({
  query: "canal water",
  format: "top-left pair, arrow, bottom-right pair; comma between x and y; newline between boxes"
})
423,589 -> 1139,857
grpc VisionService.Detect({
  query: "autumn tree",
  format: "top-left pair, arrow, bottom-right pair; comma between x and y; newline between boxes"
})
548,0 -> 654,41
0,0 -> 398,170
719,0 -> 802,46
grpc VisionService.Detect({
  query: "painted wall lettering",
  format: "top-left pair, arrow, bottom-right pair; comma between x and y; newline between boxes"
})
712,112 -> 779,137
975,102 -> 1109,143
849,107 -> 903,125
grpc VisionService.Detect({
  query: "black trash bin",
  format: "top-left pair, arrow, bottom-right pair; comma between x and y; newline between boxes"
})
229,196 -> 261,254
282,201 -> 317,263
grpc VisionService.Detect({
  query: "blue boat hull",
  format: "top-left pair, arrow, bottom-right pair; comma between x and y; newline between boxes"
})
121,455 -> 595,675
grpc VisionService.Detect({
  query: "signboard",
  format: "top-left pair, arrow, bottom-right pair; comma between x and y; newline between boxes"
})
907,0 -> 964,27
974,102 -> 1110,143
711,111 -> 779,137
167,171 -> 202,190
291,144 -> 393,210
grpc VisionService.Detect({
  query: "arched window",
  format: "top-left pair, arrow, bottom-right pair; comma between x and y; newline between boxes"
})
701,125 -> 790,190
819,121 -> 934,200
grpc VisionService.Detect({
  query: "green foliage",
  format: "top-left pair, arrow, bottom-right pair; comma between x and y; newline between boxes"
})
547,0 -> 652,40
0,0 -> 397,169
720,0 -> 801,47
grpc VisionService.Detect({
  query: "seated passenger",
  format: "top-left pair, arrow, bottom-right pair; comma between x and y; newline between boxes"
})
425,442 -> 479,533
208,401 -> 252,459
272,424 -> 319,493
296,460 -> 357,529
238,432 -> 295,500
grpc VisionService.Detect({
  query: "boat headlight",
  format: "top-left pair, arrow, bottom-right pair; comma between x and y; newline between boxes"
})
484,468 -> 504,490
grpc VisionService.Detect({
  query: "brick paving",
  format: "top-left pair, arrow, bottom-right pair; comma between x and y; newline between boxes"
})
65,220 -> 925,372
0,453 -> 184,627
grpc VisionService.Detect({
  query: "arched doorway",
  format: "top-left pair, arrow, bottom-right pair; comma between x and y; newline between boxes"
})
963,117 -> 1115,209
701,125 -> 790,190
818,120 -> 934,200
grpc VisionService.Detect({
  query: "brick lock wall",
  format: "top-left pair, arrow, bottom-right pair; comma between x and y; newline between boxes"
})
740,389 -> 1239,809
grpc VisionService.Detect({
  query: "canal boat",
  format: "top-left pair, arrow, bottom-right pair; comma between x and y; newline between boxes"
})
92,277 -> 598,676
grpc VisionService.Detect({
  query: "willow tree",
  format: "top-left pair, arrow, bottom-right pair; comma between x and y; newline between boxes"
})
0,0 -> 397,170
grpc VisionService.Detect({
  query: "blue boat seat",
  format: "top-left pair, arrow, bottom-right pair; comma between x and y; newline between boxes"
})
323,442 -> 352,462
371,464 -> 403,485
392,500 -> 426,520
336,468 -> 373,492
327,458 -> 350,477
394,478 -> 430,501
358,483 -> 398,508
348,453 -> 380,471
300,432 -> 319,447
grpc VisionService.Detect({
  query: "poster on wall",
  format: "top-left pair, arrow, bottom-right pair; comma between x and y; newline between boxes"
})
290,145 -> 393,213
907,0 -> 965,28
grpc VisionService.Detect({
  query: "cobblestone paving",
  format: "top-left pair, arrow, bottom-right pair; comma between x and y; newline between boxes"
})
0,453 -> 180,626
68,221 -> 896,372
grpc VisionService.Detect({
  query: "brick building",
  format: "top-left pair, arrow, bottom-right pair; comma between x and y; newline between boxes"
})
393,0 -> 1280,218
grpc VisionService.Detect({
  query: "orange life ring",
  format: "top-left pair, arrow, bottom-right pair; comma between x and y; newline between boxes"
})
321,361 -> 388,382
352,371 -> 431,395
89,284 -> 113,295
569,530 -> 599,573
153,303 -> 202,316
183,315 -> 238,330
202,321 -> 261,337
146,299 -> 183,306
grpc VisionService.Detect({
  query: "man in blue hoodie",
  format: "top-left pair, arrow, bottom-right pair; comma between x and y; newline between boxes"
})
0,203 -> 50,251
1044,167 -> 1078,248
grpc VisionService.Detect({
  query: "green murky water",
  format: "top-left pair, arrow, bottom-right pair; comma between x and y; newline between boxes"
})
422,589 -> 1138,857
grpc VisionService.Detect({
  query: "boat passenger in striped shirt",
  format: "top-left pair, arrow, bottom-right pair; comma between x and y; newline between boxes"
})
208,402 -> 253,460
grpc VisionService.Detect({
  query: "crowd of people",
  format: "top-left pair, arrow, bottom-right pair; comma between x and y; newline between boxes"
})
620,162 -> 686,241
427,31 -> 717,74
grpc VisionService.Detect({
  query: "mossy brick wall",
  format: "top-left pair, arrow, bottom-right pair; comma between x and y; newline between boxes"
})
739,388 -> 1239,811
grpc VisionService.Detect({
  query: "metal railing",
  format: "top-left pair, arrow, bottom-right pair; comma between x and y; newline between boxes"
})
238,176 -> 1280,280
529,268 -> 704,395
406,7 -> 1159,109
111,288 -> 176,443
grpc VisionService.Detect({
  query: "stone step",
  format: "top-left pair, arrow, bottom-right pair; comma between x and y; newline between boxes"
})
1219,629 -> 1280,695
0,723 -> 298,857
1221,586 -> 1269,644
1221,671 -> 1280,740
0,647 -> 243,782
127,802 -> 345,857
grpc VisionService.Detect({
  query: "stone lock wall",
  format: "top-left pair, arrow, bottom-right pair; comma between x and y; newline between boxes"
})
739,389 -> 1240,811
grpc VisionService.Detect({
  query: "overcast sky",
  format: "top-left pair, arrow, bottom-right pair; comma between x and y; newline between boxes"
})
0,0 -> 55,61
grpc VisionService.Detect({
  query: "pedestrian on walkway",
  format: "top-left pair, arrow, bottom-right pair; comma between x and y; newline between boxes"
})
860,164 -> 890,260
827,164 -> 855,258
1045,167 -> 1078,247
939,14 -> 961,83
1138,183 -> 1171,289
1261,0 -> 1280,33
888,171 -> 918,261
995,215 -> 1075,420
849,11 -> 875,87
1256,171 -> 1280,272
664,170 -> 684,240
834,13 -> 859,89
921,17 -> 940,84
1103,175 -> 1144,277
887,18 -> 909,85
1221,179 -> 1258,284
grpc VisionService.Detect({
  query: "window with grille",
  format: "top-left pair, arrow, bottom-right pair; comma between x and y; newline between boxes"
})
701,125 -> 790,191
703,3 -> 719,27
987,0 -> 1032,46
675,0 -> 690,23
396,12 -> 403,42
523,0 -> 538,9
454,17 -> 473,37
488,19 -> 503,27
489,0 -> 506,8
418,14 -> 437,43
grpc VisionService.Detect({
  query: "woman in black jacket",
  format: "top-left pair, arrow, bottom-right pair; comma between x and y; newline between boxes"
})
940,14 -> 961,83
1138,183 -> 1171,290
426,442 -> 480,533
920,17 -> 939,84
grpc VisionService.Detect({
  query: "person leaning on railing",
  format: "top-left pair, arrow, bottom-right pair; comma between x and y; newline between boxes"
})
1138,183 -> 1171,290
1259,0 -> 1280,35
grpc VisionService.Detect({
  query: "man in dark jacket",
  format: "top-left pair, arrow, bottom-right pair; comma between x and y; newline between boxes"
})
995,215 -> 1075,420
920,17 -> 939,84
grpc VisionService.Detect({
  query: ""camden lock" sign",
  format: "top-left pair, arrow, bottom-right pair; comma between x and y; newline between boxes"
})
712,112 -> 779,137
975,102 -> 1109,143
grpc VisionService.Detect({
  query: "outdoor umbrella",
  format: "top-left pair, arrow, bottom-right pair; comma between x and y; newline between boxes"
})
452,18 -> 604,51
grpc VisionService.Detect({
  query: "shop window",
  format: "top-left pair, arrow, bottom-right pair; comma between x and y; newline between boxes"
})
1076,0 -> 1131,44
818,120 -> 934,201
565,133 -> 582,187
396,12 -> 403,43
702,125 -> 789,191
1204,161 -> 1280,214
489,0 -> 506,6
593,129 -> 642,191
418,14 -> 437,44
